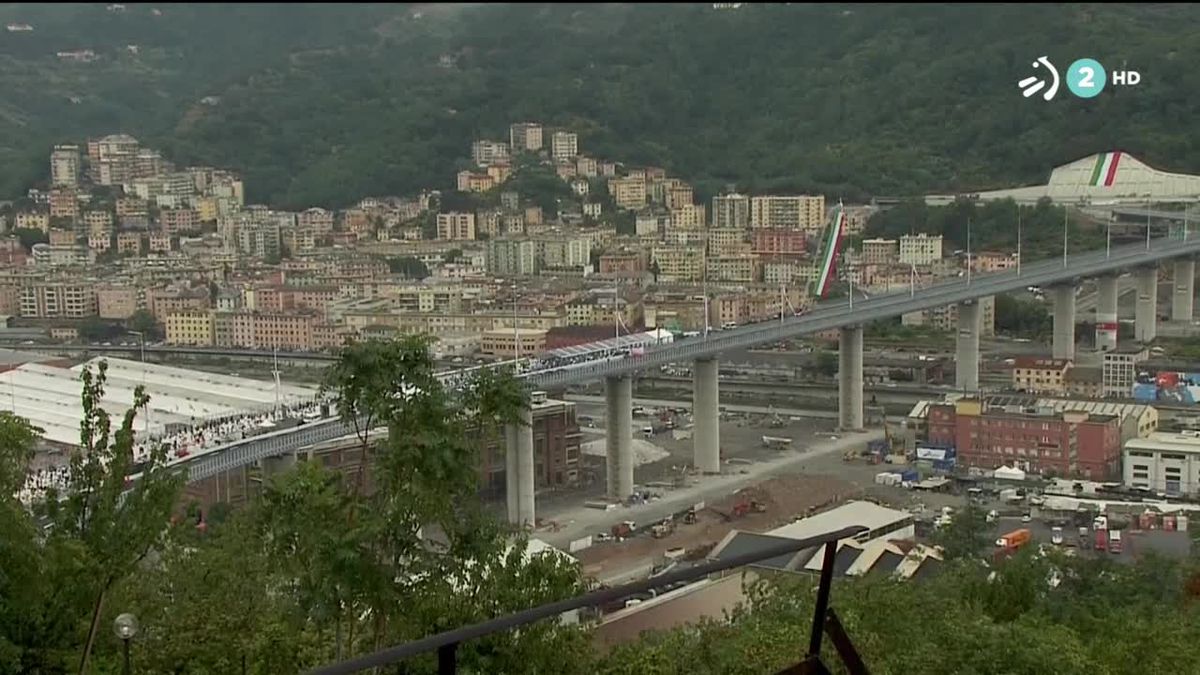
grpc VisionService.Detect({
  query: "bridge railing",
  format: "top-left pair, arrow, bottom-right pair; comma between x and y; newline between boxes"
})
306,525 -> 870,675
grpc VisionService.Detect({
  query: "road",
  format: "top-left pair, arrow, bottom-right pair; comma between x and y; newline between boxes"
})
565,394 -> 841,420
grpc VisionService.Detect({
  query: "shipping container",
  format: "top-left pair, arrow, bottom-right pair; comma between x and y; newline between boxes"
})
1109,529 -> 1123,554
1094,528 -> 1108,552
1178,515 -> 1189,532
995,528 -> 1032,549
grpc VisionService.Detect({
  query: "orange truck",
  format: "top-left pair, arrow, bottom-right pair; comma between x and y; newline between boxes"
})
995,528 -> 1032,549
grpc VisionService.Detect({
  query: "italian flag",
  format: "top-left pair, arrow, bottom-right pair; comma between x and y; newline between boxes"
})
814,206 -> 845,298
1089,151 -> 1122,188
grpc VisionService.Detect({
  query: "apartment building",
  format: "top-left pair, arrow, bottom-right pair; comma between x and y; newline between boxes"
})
82,210 -> 114,236
664,185 -> 695,211
509,122 -> 543,152
213,311 -> 316,351
711,193 -> 751,229
31,244 -> 88,267
708,229 -> 747,256
116,231 -> 142,255
751,229 -> 807,257
652,246 -> 706,283
480,327 -> 548,358
538,235 -> 592,269
551,131 -> 578,161
456,170 -> 497,193
96,285 -> 139,319
159,207 -> 199,236
706,254 -> 757,283
20,282 -> 96,318
48,229 -> 77,247
50,144 -> 81,187
750,195 -> 825,232
49,187 -> 79,219
598,252 -> 645,276
1012,357 -> 1073,395
298,207 -> 335,235
901,295 -> 995,337
575,155 -> 598,177
236,221 -> 282,259
1102,346 -> 1149,398
165,310 -> 216,346
146,285 -> 211,319
436,212 -> 476,241
14,211 -> 50,233
635,211 -> 667,237
668,204 -> 706,231
478,393 -> 581,493
927,398 -> 1121,480
1124,432 -> 1200,497
898,233 -> 943,266
486,238 -> 538,276
609,177 -> 648,210
471,140 -> 510,167
862,238 -> 899,266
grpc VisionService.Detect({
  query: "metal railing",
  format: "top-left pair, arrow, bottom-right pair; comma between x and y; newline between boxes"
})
307,525 -> 869,675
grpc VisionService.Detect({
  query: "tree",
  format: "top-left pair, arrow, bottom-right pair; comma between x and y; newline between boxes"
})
128,308 -> 161,342
995,294 -> 1053,341
444,248 -> 464,263
932,504 -> 991,561
813,350 -> 838,378
386,255 -> 431,279
13,227 -> 47,252
78,317 -> 123,343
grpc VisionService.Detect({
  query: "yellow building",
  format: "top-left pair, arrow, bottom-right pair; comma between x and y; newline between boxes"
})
750,195 -> 826,232
668,204 -> 706,231
706,254 -> 758,283
608,177 -> 648,210
1012,356 -> 1072,395
436,212 -> 477,241
480,328 -> 547,358
165,310 -> 216,346
652,246 -> 706,283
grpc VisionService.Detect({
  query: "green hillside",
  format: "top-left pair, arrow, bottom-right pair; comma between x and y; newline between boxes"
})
1,3 -> 1198,208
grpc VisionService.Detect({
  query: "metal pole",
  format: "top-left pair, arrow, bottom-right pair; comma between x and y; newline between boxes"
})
1106,220 -> 1112,258
966,217 -> 972,285
807,540 -> 839,658
1017,208 -> 1022,276
1147,212 -> 1152,251
1063,208 -> 1069,267
122,638 -> 131,675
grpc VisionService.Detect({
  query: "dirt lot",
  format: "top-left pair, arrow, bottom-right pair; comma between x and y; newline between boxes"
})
574,472 -> 861,580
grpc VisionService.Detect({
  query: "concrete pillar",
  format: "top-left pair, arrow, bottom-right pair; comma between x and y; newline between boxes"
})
515,405 -> 535,527
955,301 -> 981,391
1095,275 -> 1118,352
1135,267 -> 1158,343
504,422 -> 519,524
262,452 -> 297,480
1173,259 -> 1195,323
1051,284 -> 1076,361
605,375 -> 634,501
838,325 -> 863,431
693,358 -> 721,473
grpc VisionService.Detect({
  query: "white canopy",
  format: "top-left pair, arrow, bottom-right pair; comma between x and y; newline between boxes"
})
993,465 -> 1027,481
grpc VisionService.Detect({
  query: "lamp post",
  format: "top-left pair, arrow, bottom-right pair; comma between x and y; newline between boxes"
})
128,329 -> 150,433
113,613 -> 138,675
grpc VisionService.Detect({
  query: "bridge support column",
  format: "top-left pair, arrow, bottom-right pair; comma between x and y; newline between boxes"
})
693,357 -> 721,474
515,404 -> 535,527
605,375 -> 634,502
1096,275 -> 1119,352
505,423 -> 519,524
1136,267 -> 1158,343
838,325 -> 863,432
955,301 -> 980,391
1051,284 -> 1076,361
1173,259 -> 1195,323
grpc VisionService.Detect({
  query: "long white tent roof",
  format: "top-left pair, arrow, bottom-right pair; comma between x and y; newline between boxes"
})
0,358 -> 317,447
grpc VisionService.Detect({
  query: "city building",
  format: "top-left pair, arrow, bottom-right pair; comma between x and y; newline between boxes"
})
609,177 -> 648,210
50,144 -> 81,187
749,195 -> 825,232
664,185 -> 694,211
1103,345 -> 1149,398
668,204 -> 706,231
927,398 -> 1122,480
551,131 -> 578,161
509,122 -> 543,153
973,251 -> 1019,273
479,392 -> 581,492
20,282 -> 96,318
651,246 -> 706,283
48,187 -> 79,219
1064,366 -> 1104,399
898,233 -> 943,266
706,255 -> 757,283
165,310 -> 216,346
486,238 -> 538,276
862,238 -> 899,266
1012,357 -> 1073,395
95,285 -> 139,319
436,212 -> 477,241
480,327 -> 548,358
298,207 -> 335,234
711,193 -> 751,229
14,211 -> 50,233
751,229 -> 807,257
456,170 -> 497,193
471,140 -> 511,167
236,221 -> 282,259
901,296 -> 996,337
1123,432 -> 1200,497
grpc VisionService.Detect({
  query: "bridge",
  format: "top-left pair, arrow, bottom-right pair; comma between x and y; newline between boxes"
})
166,236 -> 1200,526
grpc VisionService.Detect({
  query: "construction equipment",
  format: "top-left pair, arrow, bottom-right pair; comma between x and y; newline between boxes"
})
651,518 -> 675,539
611,520 -> 636,539
731,498 -> 767,519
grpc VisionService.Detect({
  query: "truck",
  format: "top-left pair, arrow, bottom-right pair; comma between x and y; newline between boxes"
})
761,435 -> 793,448
1094,528 -> 1108,552
995,528 -> 1032,549
1051,526 -> 1064,546
1109,529 -> 1123,554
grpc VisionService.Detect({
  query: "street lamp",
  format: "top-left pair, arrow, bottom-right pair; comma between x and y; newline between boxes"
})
113,613 -> 139,675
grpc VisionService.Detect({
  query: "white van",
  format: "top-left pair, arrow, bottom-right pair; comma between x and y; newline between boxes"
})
642,426 -> 655,438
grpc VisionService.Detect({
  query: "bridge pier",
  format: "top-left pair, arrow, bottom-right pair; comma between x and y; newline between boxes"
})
1095,275 -> 1119,352
505,423 -> 519,524
261,452 -> 297,481
515,404 -> 535,527
605,375 -> 634,502
955,300 -> 980,391
1136,266 -> 1158,343
693,357 -> 720,473
838,325 -> 863,432
1051,283 -> 1076,361
1173,259 -> 1195,323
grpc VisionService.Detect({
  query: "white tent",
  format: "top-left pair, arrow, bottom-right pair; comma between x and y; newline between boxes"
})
993,465 -> 1027,481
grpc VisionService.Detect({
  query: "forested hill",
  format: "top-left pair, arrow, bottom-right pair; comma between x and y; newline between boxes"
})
2,3 -> 1199,207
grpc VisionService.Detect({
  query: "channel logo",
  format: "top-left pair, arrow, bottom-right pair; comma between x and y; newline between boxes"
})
1019,56 -> 1142,101
1018,56 -> 1059,101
